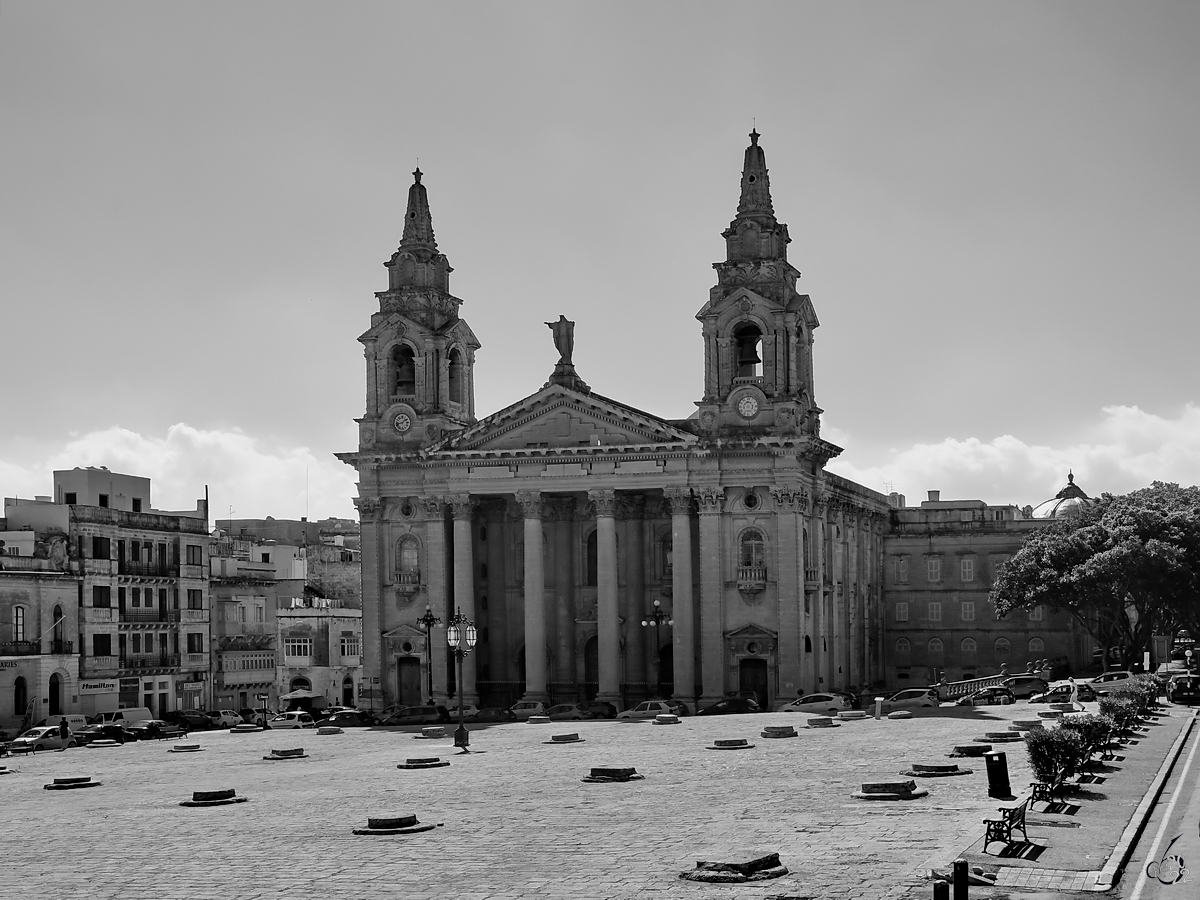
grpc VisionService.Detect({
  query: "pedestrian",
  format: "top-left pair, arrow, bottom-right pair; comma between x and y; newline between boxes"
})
1068,676 -> 1081,711
56,717 -> 70,751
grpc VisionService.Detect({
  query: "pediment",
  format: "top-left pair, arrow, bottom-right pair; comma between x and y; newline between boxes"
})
724,623 -> 778,640
434,385 -> 696,453
383,624 -> 428,640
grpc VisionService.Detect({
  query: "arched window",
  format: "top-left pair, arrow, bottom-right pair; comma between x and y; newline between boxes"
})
740,529 -> 765,569
289,676 -> 311,692
12,605 -> 25,642
804,635 -> 813,653
397,537 -> 419,578
1028,637 -> 1045,653
995,637 -> 1011,657
961,638 -> 977,656
391,345 -> 416,397
586,531 -> 598,586
896,637 -> 911,656
734,323 -> 763,378
13,676 -> 27,717
52,605 -> 64,642
928,638 -> 944,662
448,348 -> 464,404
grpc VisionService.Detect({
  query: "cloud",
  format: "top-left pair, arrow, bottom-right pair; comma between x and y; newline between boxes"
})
828,404 -> 1200,507
2,424 -> 358,521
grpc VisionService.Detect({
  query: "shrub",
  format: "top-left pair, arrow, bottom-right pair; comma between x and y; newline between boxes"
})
1059,713 -> 1115,764
1025,727 -> 1087,789
1099,695 -> 1140,734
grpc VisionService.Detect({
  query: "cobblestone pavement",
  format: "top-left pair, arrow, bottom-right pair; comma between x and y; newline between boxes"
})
1,705 -> 1120,900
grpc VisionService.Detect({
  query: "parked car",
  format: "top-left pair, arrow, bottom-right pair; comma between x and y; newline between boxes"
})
206,710 -> 244,728
880,688 -> 940,712
616,700 -> 678,720
240,708 -> 270,725
1001,675 -> 1050,699
446,704 -> 482,720
320,710 -> 377,728
1167,674 -> 1200,704
696,697 -> 762,716
546,703 -> 588,721
576,699 -> 618,719
1029,682 -> 1097,704
830,691 -> 861,710
125,719 -> 189,740
956,686 -> 1016,707
72,723 -> 134,746
508,700 -> 549,720
473,707 -> 517,722
313,706 -> 357,722
268,711 -> 316,729
778,693 -> 852,715
8,725 -> 77,751
164,710 -> 215,731
381,706 -> 442,726
1085,670 -> 1135,695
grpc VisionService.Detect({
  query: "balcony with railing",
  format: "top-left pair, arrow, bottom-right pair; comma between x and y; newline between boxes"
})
395,569 -> 422,594
180,608 -> 208,624
120,653 -> 180,670
81,655 -> 120,675
214,620 -> 268,637
118,560 -> 179,577
120,608 -> 179,624
0,639 -> 74,656
736,565 -> 768,594
181,652 -> 208,670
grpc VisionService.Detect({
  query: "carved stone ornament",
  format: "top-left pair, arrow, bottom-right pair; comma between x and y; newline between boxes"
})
641,497 -> 668,519
448,494 -> 475,520
421,496 -> 446,520
355,497 -> 383,519
425,424 -> 441,441
587,489 -> 617,518
699,410 -> 717,429
771,487 -> 806,512
615,494 -> 645,520
360,425 -> 376,447
663,486 -> 693,516
543,497 -> 576,522
739,297 -> 754,313
695,488 -> 724,515
515,491 -> 543,519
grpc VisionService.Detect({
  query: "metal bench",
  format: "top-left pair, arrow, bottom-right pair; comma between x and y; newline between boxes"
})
1030,781 -> 1054,803
984,798 -> 1029,847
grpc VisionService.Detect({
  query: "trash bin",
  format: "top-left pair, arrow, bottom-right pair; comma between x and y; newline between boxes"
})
984,751 -> 1011,799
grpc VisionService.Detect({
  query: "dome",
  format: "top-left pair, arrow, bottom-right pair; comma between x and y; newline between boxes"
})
1030,472 -> 1093,519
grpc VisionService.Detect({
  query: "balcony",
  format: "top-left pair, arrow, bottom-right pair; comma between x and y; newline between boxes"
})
120,653 -> 180,670
181,652 -> 208,669
0,640 -> 74,656
804,567 -> 820,589
120,608 -> 179,624
736,565 -> 767,595
82,607 -> 117,624
81,655 -> 120,676
180,608 -> 208,624
180,564 -> 205,581
214,621 -> 267,637
395,569 -> 422,594
118,560 -> 179,577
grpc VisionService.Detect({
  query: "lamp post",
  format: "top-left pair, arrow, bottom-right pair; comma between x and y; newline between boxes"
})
446,607 -> 477,751
642,600 -> 673,698
416,604 -> 441,704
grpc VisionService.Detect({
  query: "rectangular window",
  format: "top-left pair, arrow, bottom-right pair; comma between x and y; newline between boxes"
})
340,636 -> 361,657
187,589 -> 203,610
895,557 -> 909,583
145,633 -> 154,653
173,589 -> 180,609
173,633 -> 180,654
261,553 -> 270,563
131,540 -> 141,561
961,558 -> 975,582
186,633 -> 203,653
92,585 -> 111,608
1029,606 -> 1044,622
132,634 -> 142,653
927,601 -> 942,622
131,588 -> 141,608
117,586 -> 126,608
98,493 -> 108,508
927,557 -> 941,582
254,605 -> 264,623
894,602 -> 909,622
961,601 -> 975,621
159,588 -> 167,608
132,498 -> 142,512
92,634 -> 111,656
284,638 -> 313,658
91,536 -> 111,559
186,544 -> 202,565
64,492 -> 77,505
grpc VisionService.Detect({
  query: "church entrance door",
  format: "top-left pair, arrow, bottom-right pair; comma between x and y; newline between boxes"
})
738,658 -> 768,710
397,658 -> 421,706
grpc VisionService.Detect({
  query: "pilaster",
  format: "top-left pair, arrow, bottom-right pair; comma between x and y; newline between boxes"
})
696,487 -> 724,704
772,486 -> 805,698
665,486 -> 696,707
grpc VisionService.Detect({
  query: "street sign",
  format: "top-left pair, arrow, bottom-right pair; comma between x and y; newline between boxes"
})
256,693 -> 269,700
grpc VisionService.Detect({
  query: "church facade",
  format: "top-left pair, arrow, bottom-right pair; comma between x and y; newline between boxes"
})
339,134 -> 890,713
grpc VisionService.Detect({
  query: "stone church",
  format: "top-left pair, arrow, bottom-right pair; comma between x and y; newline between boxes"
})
339,133 -> 890,713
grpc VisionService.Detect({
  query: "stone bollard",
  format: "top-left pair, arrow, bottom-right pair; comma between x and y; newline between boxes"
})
417,725 -> 446,739
352,814 -> 438,835
263,748 -> 307,760
582,767 -> 643,783
398,757 -> 450,769
875,697 -> 884,719
933,878 -> 949,900
953,858 -> 969,900
707,738 -> 755,750
544,733 -> 584,744
180,788 -> 247,807
44,776 -> 101,791
984,752 -> 1011,799
653,713 -> 681,725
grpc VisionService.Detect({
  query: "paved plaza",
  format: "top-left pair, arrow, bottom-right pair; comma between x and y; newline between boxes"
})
4,704 -> 1189,900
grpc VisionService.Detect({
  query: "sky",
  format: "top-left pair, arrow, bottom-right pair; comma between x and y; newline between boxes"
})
2,1 -> 1198,521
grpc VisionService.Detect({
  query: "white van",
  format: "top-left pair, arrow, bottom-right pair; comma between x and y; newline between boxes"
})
37,714 -> 89,732
100,707 -> 154,726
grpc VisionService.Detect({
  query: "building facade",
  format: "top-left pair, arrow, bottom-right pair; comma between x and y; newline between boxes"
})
340,134 -> 891,714
277,600 -> 363,707
3,468 -> 211,720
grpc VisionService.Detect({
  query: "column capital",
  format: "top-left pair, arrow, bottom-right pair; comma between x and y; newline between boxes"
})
771,486 -> 808,512
587,489 -> 617,517
354,496 -> 383,521
544,497 -> 576,521
448,493 -> 476,520
695,487 -> 724,515
515,490 -> 543,519
664,486 -> 693,515
615,493 -> 645,520
421,496 -> 446,521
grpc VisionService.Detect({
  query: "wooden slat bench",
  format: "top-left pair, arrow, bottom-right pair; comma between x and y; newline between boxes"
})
984,798 -> 1029,847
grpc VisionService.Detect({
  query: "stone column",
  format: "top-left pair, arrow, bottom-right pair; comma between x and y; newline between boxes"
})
618,495 -> 646,698
697,488 -> 725,705
665,487 -> 695,707
589,489 -> 621,706
773,487 -> 804,700
355,496 -> 384,707
422,496 -> 449,703
516,491 -> 548,701
813,494 -> 829,691
449,494 -> 479,705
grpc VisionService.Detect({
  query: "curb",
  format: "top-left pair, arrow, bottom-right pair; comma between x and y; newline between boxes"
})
1093,707 -> 1197,890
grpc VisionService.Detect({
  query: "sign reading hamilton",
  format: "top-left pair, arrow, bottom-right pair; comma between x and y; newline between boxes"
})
79,680 -> 118,693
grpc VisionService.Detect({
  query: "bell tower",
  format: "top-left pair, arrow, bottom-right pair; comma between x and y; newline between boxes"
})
695,131 -> 821,437
356,168 -> 480,451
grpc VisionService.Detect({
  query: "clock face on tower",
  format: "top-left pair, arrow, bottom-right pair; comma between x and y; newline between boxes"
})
736,395 -> 760,419
393,413 -> 413,434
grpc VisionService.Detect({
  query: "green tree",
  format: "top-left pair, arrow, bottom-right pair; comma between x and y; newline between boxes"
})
992,482 -> 1200,669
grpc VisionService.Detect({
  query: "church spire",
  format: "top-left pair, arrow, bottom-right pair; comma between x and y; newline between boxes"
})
401,167 -> 438,251
736,129 -> 775,218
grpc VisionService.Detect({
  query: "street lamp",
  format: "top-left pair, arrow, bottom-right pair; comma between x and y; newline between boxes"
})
415,604 -> 441,704
446,607 -> 477,751
641,599 -> 673,629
